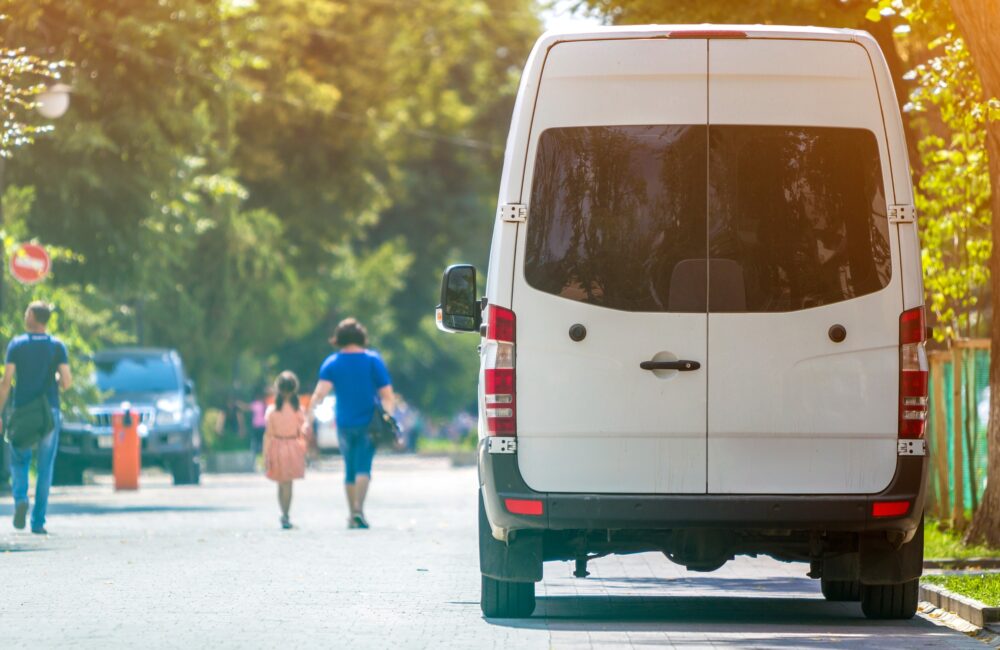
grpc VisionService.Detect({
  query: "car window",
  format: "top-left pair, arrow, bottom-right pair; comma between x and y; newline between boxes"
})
96,355 -> 181,395
524,125 -> 708,312
708,126 -> 892,312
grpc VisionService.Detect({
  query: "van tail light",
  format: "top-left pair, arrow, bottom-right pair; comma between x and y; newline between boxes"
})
484,306 -> 516,436
504,498 -> 543,516
899,307 -> 928,439
872,500 -> 910,518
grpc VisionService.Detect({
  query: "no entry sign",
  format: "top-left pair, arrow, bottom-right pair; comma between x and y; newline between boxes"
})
10,244 -> 51,285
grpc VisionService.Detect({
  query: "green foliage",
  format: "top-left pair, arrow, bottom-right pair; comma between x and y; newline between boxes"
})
0,185 -> 128,416
922,573 -> 1000,605
2,0 -> 539,417
0,15 -> 69,156
869,0 -> 994,340
924,518 -> 1000,558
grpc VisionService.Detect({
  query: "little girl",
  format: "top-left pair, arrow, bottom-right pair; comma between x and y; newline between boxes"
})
264,371 -> 308,529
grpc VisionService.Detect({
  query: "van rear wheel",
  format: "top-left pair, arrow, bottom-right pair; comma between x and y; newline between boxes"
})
821,577 -> 861,602
481,574 -> 535,618
860,579 -> 919,619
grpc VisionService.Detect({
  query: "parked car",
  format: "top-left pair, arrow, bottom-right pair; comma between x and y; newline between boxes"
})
437,25 -> 927,620
57,348 -> 202,485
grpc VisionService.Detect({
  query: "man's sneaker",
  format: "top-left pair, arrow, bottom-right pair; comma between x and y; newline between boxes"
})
13,502 -> 27,530
30,527 -> 47,535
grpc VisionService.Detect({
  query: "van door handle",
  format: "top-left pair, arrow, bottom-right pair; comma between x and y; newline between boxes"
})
640,360 -> 701,371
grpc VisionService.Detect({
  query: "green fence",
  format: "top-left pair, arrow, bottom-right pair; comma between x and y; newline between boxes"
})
927,343 -> 990,524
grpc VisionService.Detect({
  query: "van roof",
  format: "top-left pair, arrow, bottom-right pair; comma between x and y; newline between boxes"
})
537,24 -> 874,47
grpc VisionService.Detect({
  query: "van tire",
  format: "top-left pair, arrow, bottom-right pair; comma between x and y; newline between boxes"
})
481,574 -> 535,618
821,578 -> 861,602
860,579 -> 919,619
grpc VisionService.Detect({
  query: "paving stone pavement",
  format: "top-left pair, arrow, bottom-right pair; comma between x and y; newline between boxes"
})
0,456 -> 984,648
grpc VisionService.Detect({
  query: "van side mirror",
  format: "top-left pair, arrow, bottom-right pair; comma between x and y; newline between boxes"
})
436,264 -> 480,333
184,379 -> 195,396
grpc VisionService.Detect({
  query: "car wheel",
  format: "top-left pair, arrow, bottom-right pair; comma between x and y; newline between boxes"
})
172,454 -> 201,485
52,456 -> 84,486
821,577 -> 861,602
860,579 -> 919,619
481,574 -> 535,618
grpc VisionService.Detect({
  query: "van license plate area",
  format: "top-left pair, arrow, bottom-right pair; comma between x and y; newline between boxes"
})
897,439 -> 926,456
487,437 -> 517,454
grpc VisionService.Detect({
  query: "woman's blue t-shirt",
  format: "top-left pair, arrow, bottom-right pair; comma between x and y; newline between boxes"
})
318,350 -> 391,428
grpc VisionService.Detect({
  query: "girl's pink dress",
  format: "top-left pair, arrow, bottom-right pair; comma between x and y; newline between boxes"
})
265,405 -> 307,482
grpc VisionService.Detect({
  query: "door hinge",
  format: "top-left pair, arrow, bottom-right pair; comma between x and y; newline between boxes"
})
888,204 -> 916,224
499,203 -> 527,223
487,436 -> 517,454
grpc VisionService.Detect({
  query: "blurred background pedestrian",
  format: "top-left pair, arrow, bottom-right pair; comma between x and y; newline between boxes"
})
305,318 -> 394,529
264,371 -> 308,530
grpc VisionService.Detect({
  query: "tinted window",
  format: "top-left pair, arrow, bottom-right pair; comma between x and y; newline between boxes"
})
708,126 -> 891,312
525,125 -> 707,312
96,355 -> 180,395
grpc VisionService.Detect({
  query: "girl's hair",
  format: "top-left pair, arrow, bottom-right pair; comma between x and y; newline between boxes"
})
274,371 -> 300,411
333,317 -> 368,348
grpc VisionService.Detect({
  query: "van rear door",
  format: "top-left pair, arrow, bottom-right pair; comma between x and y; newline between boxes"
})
511,39 -> 709,494
705,39 -> 903,494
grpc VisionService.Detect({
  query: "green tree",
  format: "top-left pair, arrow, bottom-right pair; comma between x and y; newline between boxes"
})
3,0 -> 540,420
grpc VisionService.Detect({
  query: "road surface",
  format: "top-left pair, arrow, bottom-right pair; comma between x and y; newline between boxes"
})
0,456 -> 983,648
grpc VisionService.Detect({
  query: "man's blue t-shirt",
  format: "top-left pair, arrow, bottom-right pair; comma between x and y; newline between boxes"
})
6,333 -> 68,409
318,350 -> 391,428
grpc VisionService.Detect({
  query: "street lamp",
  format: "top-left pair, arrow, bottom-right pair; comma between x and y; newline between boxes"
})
35,83 -> 72,120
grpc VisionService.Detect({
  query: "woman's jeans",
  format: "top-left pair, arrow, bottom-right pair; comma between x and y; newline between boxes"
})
338,424 -> 375,484
10,408 -> 62,530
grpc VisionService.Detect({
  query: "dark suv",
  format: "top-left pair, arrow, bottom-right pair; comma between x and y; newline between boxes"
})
57,348 -> 202,485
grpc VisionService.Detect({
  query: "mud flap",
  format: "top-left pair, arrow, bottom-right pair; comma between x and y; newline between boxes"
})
479,491 -> 543,582
859,518 -> 924,585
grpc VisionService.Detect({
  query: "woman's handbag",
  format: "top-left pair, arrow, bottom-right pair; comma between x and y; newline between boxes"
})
365,353 -> 400,448
368,402 -> 401,448
6,349 -> 58,450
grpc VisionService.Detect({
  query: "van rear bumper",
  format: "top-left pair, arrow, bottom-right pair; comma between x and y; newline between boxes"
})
478,440 -> 926,535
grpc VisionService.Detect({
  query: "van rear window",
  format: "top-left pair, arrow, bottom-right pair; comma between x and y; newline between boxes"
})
709,126 -> 891,312
524,125 -> 891,313
524,125 -> 707,312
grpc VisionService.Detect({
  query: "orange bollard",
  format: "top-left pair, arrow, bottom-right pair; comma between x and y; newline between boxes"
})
112,411 -> 141,490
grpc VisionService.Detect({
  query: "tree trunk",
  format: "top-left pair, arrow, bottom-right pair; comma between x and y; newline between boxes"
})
951,0 -> 1000,544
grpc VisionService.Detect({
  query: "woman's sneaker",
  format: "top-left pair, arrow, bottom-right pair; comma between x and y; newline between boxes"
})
353,513 -> 369,530
13,502 -> 27,530
280,515 -> 292,530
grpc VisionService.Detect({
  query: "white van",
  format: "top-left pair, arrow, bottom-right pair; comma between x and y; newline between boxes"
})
437,25 -> 927,620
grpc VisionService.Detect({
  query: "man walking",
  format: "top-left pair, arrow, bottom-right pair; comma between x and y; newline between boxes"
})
0,301 -> 72,534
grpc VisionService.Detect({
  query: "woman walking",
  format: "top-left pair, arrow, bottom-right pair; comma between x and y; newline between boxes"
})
305,318 -> 395,529
264,371 -> 308,530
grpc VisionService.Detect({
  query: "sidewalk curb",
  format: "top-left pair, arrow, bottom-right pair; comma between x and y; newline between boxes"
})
920,582 -> 1000,628
924,558 -> 1000,570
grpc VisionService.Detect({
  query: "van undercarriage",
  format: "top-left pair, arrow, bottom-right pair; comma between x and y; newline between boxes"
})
478,442 -> 927,619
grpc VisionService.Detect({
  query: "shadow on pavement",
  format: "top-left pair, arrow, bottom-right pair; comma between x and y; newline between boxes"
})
486,577 -> 957,648
0,542 -> 50,553
0,503 -> 237,517
595,575 -> 819,594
